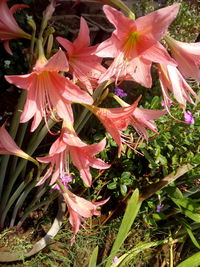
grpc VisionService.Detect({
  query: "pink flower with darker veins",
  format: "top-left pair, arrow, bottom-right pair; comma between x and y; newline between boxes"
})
62,189 -> 109,244
0,0 -> 31,54
95,4 -> 179,87
164,35 -> 200,83
0,124 -> 37,165
158,64 -> 199,111
57,17 -> 105,93
86,96 -> 141,157
131,107 -> 166,140
37,123 -> 110,187
5,50 -> 93,132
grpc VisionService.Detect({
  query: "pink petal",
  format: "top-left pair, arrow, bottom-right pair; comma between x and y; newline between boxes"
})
103,5 -> 136,37
9,4 -> 29,14
136,3 -> 180,41
143,42 -> 177,66
43,50 -> 69,72
56,37 -> 74,55
73,17 -> 90,49
4,73 -> 35,90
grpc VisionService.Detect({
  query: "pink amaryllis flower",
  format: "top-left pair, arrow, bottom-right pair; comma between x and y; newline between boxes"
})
158,64 -> 199,111
85,96 -> 141,156
56,17 -> 105,93
164,35 -> 200,83
95,4 -> 179,86
62,189 -> 109,244
0,124 -> 38,165
37,123 -> 110,187
0,0 -> 31,54
5,50 -> 93,132
131,107 -> 166,140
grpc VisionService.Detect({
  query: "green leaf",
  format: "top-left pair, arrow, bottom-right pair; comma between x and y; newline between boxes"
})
150,96 -> 160,109
166,186 -> 183,199
184,210 -> 200,223
88,246 -> 99,267
171,197 -> 199,212
105,189 -> 141,267
107,182 -> 117,190
184,225 -> 200,249
192,154 -> 200,164
177,252 -> 200,267
121,172 -> 131,180
120,184 -> 127,196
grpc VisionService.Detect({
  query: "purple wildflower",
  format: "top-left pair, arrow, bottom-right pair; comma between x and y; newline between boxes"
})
112,256 -> 118,264
114,87 -> 127,98
51,174 -> 72,192
156,204 -> 164,213
184,111 -> 195,125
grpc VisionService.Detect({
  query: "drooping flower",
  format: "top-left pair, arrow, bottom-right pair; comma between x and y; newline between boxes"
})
0,124 -> 38,165
184,111 -> 195,125
158,64 -> 199,111
85,96 -> 141,156
56,17 -> 105,93
62,189 -> 109,244
131,107 -> 166,140
95,4 -> 179,86
164,35 -> 200,83
37,123 -> 110,187
0,0 -> 31,54
5,50 -> 93,132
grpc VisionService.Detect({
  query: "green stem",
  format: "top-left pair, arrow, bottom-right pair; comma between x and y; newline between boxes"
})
9,122 -> 28,177
0,90 -> 26,203
74,81 -> 112,132
0,120 -> 55,226
17,191 -> 59,228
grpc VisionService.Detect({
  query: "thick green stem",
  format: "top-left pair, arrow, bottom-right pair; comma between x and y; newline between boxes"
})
0,90 -> 26,202
0,120 -> 55,226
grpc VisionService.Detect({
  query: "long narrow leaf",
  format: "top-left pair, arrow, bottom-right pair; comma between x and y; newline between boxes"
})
88,246 -> 99,267
105,189 -> 141,267
177,252 -> 200,267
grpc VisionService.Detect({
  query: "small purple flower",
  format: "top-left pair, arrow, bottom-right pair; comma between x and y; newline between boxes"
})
112,256 -> 118,264
156,204 -> 164,213
161,99 -> 172,107
184,111 -> 195,125
51,174 -> 72,192
114,87 -> 127,98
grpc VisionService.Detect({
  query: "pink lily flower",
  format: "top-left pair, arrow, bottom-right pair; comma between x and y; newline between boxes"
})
0,0 -> 31,54
0,124 -> 38,165
62,189 -> 109,244
95,4 -> 179,86
158,64 -> 199,110
5,50 -> 93,132
86,96 -> 141,156
164,35 -> 200,82
37,124 -> 110,187
56,17 -> 105,93
131,107 -> 166,140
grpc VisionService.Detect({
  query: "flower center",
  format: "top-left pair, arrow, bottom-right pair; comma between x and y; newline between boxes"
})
123,31 -> 140,59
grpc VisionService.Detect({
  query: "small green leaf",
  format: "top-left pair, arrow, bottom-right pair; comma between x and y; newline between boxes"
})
120,184 -> 127,196
121,172 -> 131,180
107,182 -> 117,190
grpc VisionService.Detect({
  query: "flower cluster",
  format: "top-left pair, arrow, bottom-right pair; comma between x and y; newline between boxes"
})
0,0 -> 199,242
